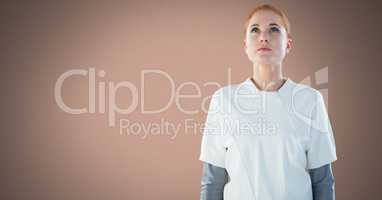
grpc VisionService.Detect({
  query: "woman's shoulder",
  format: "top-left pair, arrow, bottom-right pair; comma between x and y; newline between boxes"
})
287,79 -> 327,119
288,79 -> 323,100
210,82 -> 242,97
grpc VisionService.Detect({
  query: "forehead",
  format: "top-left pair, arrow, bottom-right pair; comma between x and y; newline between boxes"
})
247,10 -> 284,27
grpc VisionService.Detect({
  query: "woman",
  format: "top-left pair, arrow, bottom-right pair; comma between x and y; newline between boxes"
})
199,4 -> 337,200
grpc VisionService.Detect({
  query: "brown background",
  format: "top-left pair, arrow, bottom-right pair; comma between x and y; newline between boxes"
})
1,0 -> 382,199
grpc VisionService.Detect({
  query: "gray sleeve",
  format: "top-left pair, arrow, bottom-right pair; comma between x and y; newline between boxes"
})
200,161 -> 229,200
308,163 -> 335,200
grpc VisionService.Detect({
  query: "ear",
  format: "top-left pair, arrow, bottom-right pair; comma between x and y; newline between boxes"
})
244,39 -> 250,55
286,36 -> 293,54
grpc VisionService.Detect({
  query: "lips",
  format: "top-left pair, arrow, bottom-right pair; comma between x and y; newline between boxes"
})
257,47 -> 272,51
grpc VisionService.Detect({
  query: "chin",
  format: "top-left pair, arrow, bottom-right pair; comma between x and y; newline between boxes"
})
251,55 -> 283,65
253,59 -> 276,65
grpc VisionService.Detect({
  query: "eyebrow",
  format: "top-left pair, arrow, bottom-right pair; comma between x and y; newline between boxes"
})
250,23 -> 280,27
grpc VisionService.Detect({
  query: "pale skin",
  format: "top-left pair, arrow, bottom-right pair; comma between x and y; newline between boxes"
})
244,10 -> 293,91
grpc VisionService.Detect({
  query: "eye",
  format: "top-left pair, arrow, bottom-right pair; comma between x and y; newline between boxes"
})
250,27 -> 260,33
270,27 -> 280,33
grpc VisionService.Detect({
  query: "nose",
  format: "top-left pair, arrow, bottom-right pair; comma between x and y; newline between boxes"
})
258,32 -> 269,43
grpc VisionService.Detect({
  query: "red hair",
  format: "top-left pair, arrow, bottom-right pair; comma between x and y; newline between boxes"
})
244,4 -> 291,36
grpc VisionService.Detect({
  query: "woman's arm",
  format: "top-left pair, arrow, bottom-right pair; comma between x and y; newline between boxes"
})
200,162 -> 229,200
308,163 -> 335,200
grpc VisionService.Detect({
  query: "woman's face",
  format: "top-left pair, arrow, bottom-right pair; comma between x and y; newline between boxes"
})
244,10 -> 292,65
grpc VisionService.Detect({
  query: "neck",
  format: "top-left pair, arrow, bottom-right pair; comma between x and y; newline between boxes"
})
252,63 -> 285,91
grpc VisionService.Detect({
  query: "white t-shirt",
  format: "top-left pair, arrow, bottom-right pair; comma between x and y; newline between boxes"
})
199,77 -> 337,200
